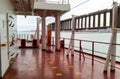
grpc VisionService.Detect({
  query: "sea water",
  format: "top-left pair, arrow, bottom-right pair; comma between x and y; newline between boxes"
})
18,31 -> 120,61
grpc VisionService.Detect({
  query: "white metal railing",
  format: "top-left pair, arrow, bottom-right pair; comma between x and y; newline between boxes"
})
35,0 -> 69,4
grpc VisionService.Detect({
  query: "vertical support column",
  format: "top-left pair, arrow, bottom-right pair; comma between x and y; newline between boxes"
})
81,17 -> 83,29
93,15 -> 95,28
62,22 -> 63,30
85,16 -> 87,29
78,18 -> 80,29
68,20 -> 70,30
0,28 -> 2,79
75,18 -> 76,30
69,20 -> 70,30
41,11 -> 46,50
64,21 -> 66,30
55,13 -> 60,51
104,2 -> 118,72
98,14 -> 101,28
103,12 -> 106,28
67,20 -> 69,30
110,11 -> 112,27
64,22 -> 65,30
70,19 -> 71,30
67,15 -> 75,56
88,16 -> 91,29
65,21 -> 66,30
37,18 -> 40,46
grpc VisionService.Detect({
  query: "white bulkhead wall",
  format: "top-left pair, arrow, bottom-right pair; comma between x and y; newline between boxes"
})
0,0 -> 16,77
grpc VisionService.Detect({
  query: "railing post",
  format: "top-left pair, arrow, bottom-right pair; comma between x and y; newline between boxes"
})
63,38 -> 65,53
27,34 -> 29,41
52,37 -> 54,46
22,34 -> 23,39
24,34 -> 26,39
17,34 -> 18,39
19,34 -> 20,39
79,40 -> 82,60
92,42 -> 94,65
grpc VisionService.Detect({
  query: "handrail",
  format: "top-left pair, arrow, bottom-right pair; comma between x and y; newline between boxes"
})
17,34 -> 120,70
52,36 -> 120,64
35,0 -> 69,4
60,37 -> 120,46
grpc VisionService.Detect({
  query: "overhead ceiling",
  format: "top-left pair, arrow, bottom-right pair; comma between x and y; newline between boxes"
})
10,0 -> 68,17
10,0 -> 34,15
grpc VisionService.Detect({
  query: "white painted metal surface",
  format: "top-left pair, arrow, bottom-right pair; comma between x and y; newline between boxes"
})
67,15 -> 75,56
0,0 -> 16,77
34,1 -> 70,11
104,2 -> 118,71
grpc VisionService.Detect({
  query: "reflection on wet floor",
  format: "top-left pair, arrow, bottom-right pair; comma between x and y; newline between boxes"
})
3,48 -> 120,79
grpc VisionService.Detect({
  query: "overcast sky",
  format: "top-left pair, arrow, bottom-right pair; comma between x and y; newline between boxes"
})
17,0 -> 120,31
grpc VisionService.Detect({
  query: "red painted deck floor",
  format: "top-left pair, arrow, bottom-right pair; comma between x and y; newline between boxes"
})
3,47 -> 120,79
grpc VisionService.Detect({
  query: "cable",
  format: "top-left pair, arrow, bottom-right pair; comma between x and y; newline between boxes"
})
70,0 -> 90,9
46,0 -> 90,22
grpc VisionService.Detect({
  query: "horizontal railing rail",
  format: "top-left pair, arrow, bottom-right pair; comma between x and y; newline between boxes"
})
52,36 -> 120,66
35,0 -> 69,4
50,6 -> 120,31
17,34 -> 120,70
17,34 -> 34,41
17,34 -> 120,60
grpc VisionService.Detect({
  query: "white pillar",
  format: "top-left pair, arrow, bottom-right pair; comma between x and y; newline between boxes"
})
37,18 -> 40,46
104,2 -> 118,71
41,11 -> 46,50
55,13 -> 60,51
67,15 -> 75,56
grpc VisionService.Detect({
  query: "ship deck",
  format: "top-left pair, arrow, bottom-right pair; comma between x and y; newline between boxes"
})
3,45 -> 120,79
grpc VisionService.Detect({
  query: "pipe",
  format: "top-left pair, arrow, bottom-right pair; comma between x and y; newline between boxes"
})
19,0 -> 26,17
